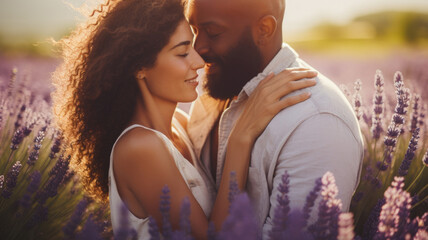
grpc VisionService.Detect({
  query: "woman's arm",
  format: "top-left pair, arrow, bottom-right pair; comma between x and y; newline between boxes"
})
114,68 -> 317,238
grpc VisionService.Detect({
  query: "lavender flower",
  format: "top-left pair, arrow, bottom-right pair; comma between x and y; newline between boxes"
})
302,177 -> 322,226
218,193 -> 259,240
0,175 -> 3,189
337,213 -> 354,240
149,216 -> 161,240
27,128 -> 46,166
398,128 -> 420,176
228,171 -> 239,210
376,176 -> 412,239
362,199 -> 385,239
14,104 -> 26,129
20,171 -> 41,209
371,70 -> 385,139
423,149 -> 428,167
37,155 -> 70,203
63,197 -> 90,239
160,185 -> 172,239
1,161 -> 22,199
10,128 -> 24,150
207,222 -> 217,240
379,78 -> 411,171
27,205 -> 48,228
49,134 -> 62,159
7,67 -> 17,98
76,214 -> 103,240
409,94 -> 420,134
309,172 -> 342,240
269,171 -> 290,240
115,202 -> 137,239
414,230 -> 428,240
278,210 -> 313,240
352,80 -> 363,120
179,197 -> 192,239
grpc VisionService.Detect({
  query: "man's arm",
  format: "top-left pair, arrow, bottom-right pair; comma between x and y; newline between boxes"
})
263,113 -> 363,236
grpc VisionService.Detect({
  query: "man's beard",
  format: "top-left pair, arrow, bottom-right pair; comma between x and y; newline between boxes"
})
202,29 -> 263,100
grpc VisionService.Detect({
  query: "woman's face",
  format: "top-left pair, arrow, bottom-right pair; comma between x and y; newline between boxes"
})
142,20 -> 205,103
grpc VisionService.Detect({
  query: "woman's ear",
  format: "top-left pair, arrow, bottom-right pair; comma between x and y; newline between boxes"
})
254,15 -> 277,46
135,69 -> 146,81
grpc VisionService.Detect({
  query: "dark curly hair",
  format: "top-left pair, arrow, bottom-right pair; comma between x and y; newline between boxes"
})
52,0 -> 186,201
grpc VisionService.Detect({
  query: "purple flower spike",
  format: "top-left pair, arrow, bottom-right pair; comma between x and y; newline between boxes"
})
179,197 -> 192,239
37,155 -> 71,203
63,197 -> 90,239
352,80 -> 363,120
27,128 -> 46,166
218,193 -> 259,240
76,214 -> 103,240
160,185 -> 172,240
20,171 -> 41,209
10,128 -> 25,150
371,70 -> 385,139
1,161 -> 22,199
148,216 -> 161,240
337,213 -> 355,240
302,177 -> 322,227
228,171 -> 239,210
0,175 -> 4,189
269,171 -> 290,240
376,177 -> 412,239
49,134 -> 62,159
309,172 -> 342,240
398,128 -> 420,176
409,94 -> 420,134
114,202 -> 137,240
207,222 -> 217,240
422,149 -> 428,167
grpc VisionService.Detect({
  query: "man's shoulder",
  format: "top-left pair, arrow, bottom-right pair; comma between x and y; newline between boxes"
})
261,71 -> 360,142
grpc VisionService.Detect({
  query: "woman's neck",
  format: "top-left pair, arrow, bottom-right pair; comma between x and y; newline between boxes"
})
131,96 -> 177,139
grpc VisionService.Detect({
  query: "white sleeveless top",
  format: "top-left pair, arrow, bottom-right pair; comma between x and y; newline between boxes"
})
109,118 -> 215,239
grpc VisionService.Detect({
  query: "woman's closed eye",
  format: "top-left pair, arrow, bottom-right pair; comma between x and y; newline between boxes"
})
178,53 -> 189,57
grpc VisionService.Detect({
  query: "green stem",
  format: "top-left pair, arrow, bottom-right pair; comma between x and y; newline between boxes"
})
416,184 -> 428,196
411,194 -> 428,210
406,167 -> 426,192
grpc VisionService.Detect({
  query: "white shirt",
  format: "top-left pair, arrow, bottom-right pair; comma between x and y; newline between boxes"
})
188,44 -> 364,239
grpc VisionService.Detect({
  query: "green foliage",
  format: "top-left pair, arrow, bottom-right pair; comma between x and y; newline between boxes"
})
0,68 -> 111,239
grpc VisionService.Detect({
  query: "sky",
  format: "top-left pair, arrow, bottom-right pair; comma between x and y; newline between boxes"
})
0,0 -> 427,41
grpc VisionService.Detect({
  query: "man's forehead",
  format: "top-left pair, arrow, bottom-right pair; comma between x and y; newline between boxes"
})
186,0 -> 264,25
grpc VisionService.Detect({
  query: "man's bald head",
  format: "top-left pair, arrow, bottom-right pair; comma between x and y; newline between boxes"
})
185,0 -> 285,26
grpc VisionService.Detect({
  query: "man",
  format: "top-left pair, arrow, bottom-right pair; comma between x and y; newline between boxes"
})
185,0 -> 364,237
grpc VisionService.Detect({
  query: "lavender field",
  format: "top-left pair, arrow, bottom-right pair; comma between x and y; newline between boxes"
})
0,50 -> 427,239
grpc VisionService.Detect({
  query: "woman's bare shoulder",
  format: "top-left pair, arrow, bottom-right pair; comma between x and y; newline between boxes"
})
113,127 -> 170,167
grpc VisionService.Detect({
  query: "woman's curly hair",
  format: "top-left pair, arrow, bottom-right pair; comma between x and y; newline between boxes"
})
52,0 -> 185,201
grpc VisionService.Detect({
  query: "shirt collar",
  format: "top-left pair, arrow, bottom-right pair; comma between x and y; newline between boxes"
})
237,43 -> 299,101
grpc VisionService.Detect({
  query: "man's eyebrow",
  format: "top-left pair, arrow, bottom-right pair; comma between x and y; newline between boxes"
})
169,41 -> 191,51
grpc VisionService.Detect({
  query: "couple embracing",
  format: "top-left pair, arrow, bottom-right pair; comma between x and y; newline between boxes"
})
52,0 -> 363,239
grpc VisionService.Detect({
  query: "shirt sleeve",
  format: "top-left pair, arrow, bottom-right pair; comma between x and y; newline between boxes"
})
262,113 -> 363,236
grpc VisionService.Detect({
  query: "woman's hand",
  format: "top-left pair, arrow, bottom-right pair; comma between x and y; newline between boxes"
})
231,68 -> 318,145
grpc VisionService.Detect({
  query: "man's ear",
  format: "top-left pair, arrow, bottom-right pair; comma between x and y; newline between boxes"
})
254,15 -> 277,46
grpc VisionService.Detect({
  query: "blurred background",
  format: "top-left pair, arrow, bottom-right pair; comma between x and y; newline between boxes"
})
0,0 -> 427,106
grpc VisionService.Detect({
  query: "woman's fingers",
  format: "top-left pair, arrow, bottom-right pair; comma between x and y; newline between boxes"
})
270,79 -> 316,100
273,92 -> 312,112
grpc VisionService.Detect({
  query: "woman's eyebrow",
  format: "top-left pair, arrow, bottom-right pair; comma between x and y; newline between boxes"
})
169,40 -> 191,51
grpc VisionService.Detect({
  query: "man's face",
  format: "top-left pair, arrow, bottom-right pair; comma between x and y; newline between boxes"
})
186,0 -> 263,100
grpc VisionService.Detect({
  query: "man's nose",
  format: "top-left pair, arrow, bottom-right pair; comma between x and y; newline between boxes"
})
193,33 -> 210,56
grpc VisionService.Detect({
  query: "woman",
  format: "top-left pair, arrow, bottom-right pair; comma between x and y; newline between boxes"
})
52,0 -> 317,239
